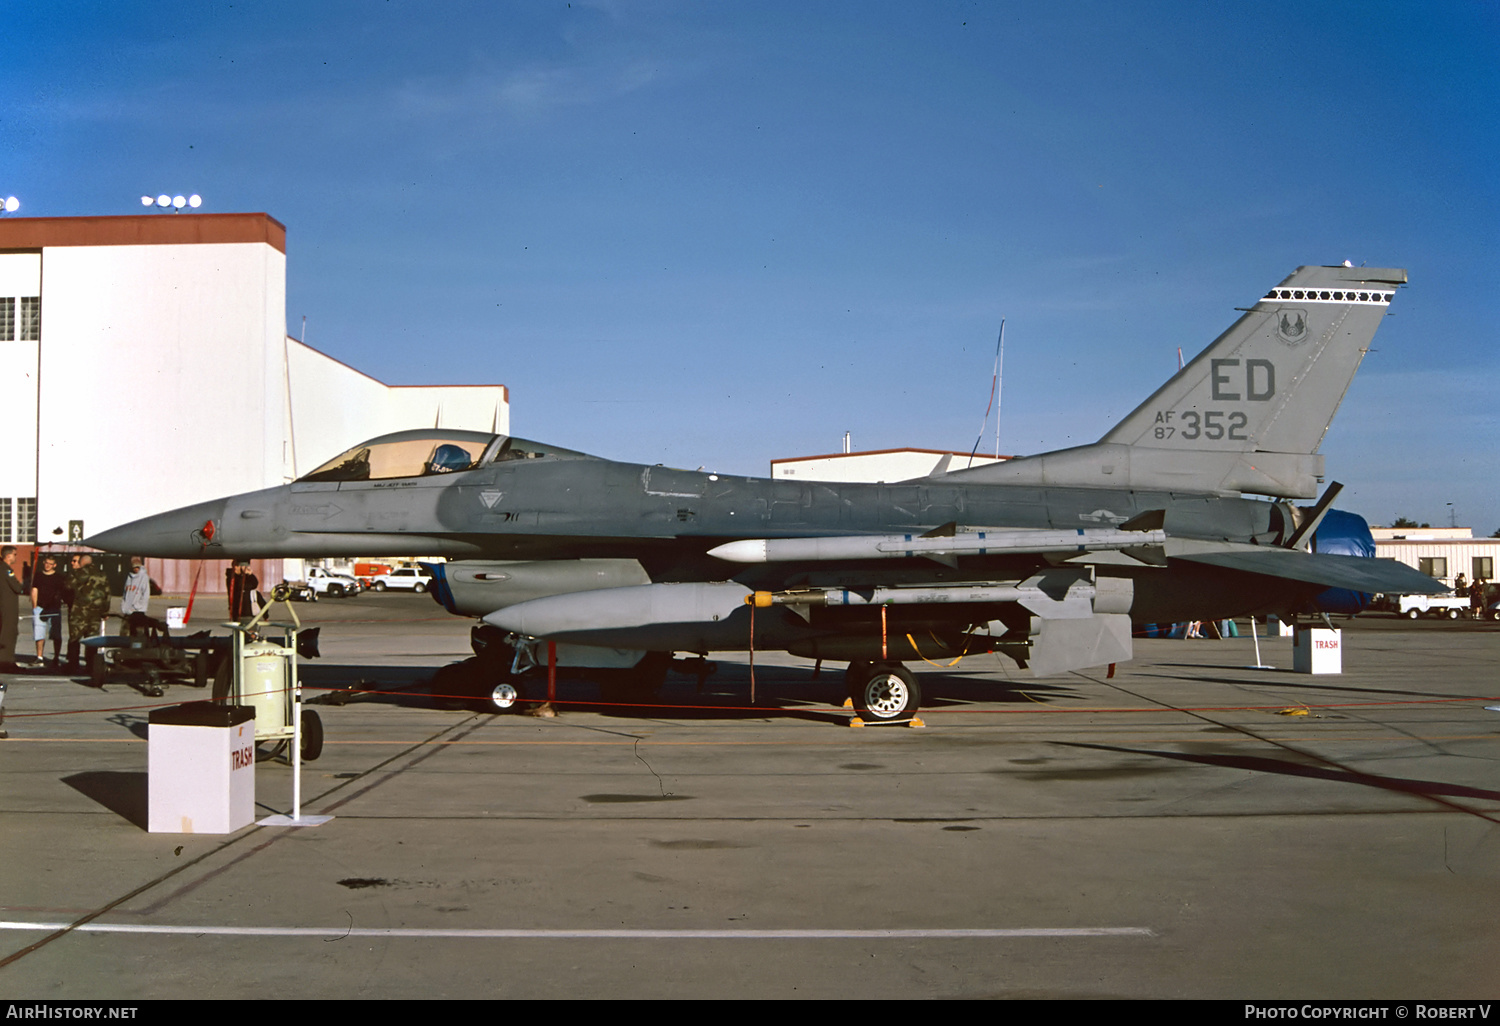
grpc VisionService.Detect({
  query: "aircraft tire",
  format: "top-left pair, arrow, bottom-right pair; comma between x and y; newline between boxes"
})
300,709 -> 324,761
851,664 -> 920,723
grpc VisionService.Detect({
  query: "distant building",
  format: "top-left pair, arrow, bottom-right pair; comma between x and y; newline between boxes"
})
772,448 -> 1008,483
1370,528 -> 1499,588
0,212 -> 507,591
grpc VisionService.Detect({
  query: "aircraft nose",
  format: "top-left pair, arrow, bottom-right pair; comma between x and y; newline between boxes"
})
85,498 -> 228,559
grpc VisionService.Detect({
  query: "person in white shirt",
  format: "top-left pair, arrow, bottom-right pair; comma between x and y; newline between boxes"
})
121,557 -> 151,623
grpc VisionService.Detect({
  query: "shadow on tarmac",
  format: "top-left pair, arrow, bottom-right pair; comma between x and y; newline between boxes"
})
297,660 -> 1090,724
1057,741 -> 1500,804
62,771 -> 149,829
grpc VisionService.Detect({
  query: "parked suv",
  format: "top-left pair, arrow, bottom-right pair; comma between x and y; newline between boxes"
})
371,567 -> 432,593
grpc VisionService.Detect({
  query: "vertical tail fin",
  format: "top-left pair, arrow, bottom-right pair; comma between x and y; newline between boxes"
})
949,265 -> 1405,498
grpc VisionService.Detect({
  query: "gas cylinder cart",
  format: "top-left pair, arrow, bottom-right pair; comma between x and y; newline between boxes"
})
209,595 -> 324,764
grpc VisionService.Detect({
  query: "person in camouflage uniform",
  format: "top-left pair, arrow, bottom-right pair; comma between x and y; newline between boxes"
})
66,553 -> 110,673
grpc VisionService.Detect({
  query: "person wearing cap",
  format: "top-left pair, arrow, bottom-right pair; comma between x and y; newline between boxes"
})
226,560 -> 261,621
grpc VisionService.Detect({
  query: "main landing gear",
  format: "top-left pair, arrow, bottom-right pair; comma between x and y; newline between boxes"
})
843,660 -> 922,724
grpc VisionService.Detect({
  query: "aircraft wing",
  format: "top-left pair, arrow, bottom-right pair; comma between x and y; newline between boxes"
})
1171,545 -> 1445,595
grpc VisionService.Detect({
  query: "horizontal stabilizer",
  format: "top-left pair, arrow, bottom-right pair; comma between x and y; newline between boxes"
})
1175,549 -> 1445,595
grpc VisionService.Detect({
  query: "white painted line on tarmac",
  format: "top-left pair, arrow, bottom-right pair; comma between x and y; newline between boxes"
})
0,921 -> 1152,940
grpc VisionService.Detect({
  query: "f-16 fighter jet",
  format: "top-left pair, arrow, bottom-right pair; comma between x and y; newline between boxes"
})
90,264 -> 1441,721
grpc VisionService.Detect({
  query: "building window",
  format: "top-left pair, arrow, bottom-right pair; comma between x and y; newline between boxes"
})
0,298 -> 13,341
19,297 -> 39,340
0,498 -> 9,543
1418,557 -> 1448,580
17,497 -> 36,543
1475,557 -> 1494,582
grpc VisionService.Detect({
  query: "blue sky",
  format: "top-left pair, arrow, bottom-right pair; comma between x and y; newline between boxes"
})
6,1 -> 1497,531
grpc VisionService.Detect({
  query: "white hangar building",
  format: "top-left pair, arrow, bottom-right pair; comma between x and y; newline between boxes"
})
0,211 -> 507,588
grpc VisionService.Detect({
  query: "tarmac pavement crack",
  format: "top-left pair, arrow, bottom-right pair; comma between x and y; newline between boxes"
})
633,736 -> 671,797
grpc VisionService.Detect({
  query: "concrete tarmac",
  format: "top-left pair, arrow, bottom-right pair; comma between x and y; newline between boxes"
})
2,594 -> 1498,999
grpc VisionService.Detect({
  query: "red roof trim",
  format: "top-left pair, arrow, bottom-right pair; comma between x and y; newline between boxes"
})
0,213 -> 287,254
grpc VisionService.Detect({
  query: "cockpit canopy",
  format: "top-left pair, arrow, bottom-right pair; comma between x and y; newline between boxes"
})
298,429 -> 596,483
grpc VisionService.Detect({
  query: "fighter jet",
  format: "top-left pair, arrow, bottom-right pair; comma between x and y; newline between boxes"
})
89,264 -> 1442,721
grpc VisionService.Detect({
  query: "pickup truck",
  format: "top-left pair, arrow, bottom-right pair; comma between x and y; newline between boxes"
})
1383,593 -> 1471,620
286,566 -> 363,600
370,567 -> 432,593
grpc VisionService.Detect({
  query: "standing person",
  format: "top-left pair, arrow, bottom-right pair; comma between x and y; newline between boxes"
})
1,546 -> 23,672
65,554 -> 110,673
121,557 -> 151,624
226,560 -> 260,621
31,555 -> 67,669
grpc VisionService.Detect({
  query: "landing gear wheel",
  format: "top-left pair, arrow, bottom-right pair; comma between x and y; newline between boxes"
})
300,709 -> 324,761
489,682 -> 519,711
851,664 -> 920,722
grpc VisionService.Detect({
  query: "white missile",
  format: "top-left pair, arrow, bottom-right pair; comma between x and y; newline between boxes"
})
749,571 -> 1132,620
708,528 -> 1167,564
486,581 -> 753,637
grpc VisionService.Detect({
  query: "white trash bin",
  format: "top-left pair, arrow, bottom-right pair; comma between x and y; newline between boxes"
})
1292,627 -> 1342,674
148,701 -> 256,833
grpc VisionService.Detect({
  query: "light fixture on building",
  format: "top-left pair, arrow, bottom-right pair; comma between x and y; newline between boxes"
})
141,193 -> 202,212
0,196 -> 18,215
